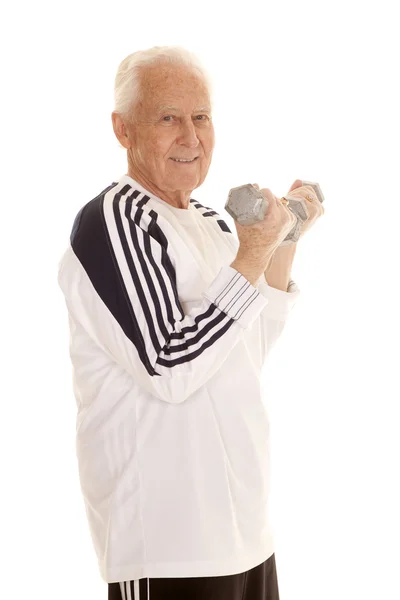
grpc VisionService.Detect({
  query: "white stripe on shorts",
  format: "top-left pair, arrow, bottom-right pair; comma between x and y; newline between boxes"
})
118,579 -> 146,599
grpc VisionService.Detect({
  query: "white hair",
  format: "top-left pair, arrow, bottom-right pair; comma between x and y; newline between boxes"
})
113,45 -> 214,121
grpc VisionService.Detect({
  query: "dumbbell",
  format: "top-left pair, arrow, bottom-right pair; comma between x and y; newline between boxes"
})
225,181 -> 325,244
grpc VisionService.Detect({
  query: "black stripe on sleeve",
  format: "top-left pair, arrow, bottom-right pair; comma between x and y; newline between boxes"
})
71,183 -> 237,376
71,184 -> 161,376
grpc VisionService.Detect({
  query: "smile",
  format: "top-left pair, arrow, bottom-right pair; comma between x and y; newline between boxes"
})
170,157 -> 198,163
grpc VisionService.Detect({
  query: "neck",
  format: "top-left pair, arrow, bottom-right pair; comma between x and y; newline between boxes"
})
127,165 -> 191,210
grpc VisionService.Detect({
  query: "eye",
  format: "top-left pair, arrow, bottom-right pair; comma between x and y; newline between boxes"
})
162,114 -> 210,123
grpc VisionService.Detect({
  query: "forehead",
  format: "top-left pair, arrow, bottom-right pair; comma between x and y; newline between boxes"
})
155,103 -> 212,113
139,64 -> 211,112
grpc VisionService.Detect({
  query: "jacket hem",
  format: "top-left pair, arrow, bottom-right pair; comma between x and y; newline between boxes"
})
101,536 -> 275,584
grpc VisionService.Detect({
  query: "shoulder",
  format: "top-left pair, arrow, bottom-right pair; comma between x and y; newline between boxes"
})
70,181 -> 120,246
70,181 -> 167,249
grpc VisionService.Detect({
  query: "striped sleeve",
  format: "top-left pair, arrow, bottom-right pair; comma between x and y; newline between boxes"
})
57,183 -> 271,405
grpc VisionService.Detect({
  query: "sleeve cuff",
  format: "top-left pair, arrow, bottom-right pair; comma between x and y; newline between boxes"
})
203,265 -> 269,329
255,276 -> 301,321
287,278 -> 301,294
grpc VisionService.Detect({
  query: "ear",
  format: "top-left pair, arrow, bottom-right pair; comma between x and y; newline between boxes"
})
288,179 -> 303,193
111,112 -> 131,150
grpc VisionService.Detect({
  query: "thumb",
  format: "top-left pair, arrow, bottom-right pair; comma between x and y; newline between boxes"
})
288,179 -> 303,193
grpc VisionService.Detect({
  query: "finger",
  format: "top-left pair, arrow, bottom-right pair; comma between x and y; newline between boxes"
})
260,188 -> 278,204
273,193 -> 287,206
301,185 -> 320,202
252,183 -> 260,189
290,188 -> 319,207
282,197 -> 298,222
274,194 -> 295,222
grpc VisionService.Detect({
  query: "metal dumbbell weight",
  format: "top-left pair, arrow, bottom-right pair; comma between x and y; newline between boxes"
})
225,181 -> 325,244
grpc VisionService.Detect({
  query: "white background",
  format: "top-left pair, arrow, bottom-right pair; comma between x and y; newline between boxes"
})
1,0 -> 399,598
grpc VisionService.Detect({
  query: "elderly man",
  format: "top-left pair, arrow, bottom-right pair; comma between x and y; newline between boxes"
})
57,46 -> 323,600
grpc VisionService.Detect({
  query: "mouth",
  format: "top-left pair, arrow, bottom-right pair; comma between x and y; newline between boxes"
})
170,157 -> 199,164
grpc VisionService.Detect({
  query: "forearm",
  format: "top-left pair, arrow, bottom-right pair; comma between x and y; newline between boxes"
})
264,243 -> 297,292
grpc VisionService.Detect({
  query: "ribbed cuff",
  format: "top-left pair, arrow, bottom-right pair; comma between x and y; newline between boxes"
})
255,277 -> 301,321
203,266 -> 269,329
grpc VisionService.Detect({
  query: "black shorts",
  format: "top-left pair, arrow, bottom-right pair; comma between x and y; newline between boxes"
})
108,553 -> 280,600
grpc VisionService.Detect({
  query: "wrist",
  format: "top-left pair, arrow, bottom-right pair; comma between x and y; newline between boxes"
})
236,245 -> 276,266
275,241 -> 298,257
264,242 -> 297,292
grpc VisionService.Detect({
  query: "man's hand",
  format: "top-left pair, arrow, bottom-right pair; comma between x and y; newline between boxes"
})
252,180 -> 325,240
286,179 -> 325,239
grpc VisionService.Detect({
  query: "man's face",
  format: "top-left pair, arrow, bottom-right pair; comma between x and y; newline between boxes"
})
117,63 -> 215,206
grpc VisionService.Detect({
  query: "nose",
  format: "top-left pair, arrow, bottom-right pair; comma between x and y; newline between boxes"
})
176,118 -> 199,148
